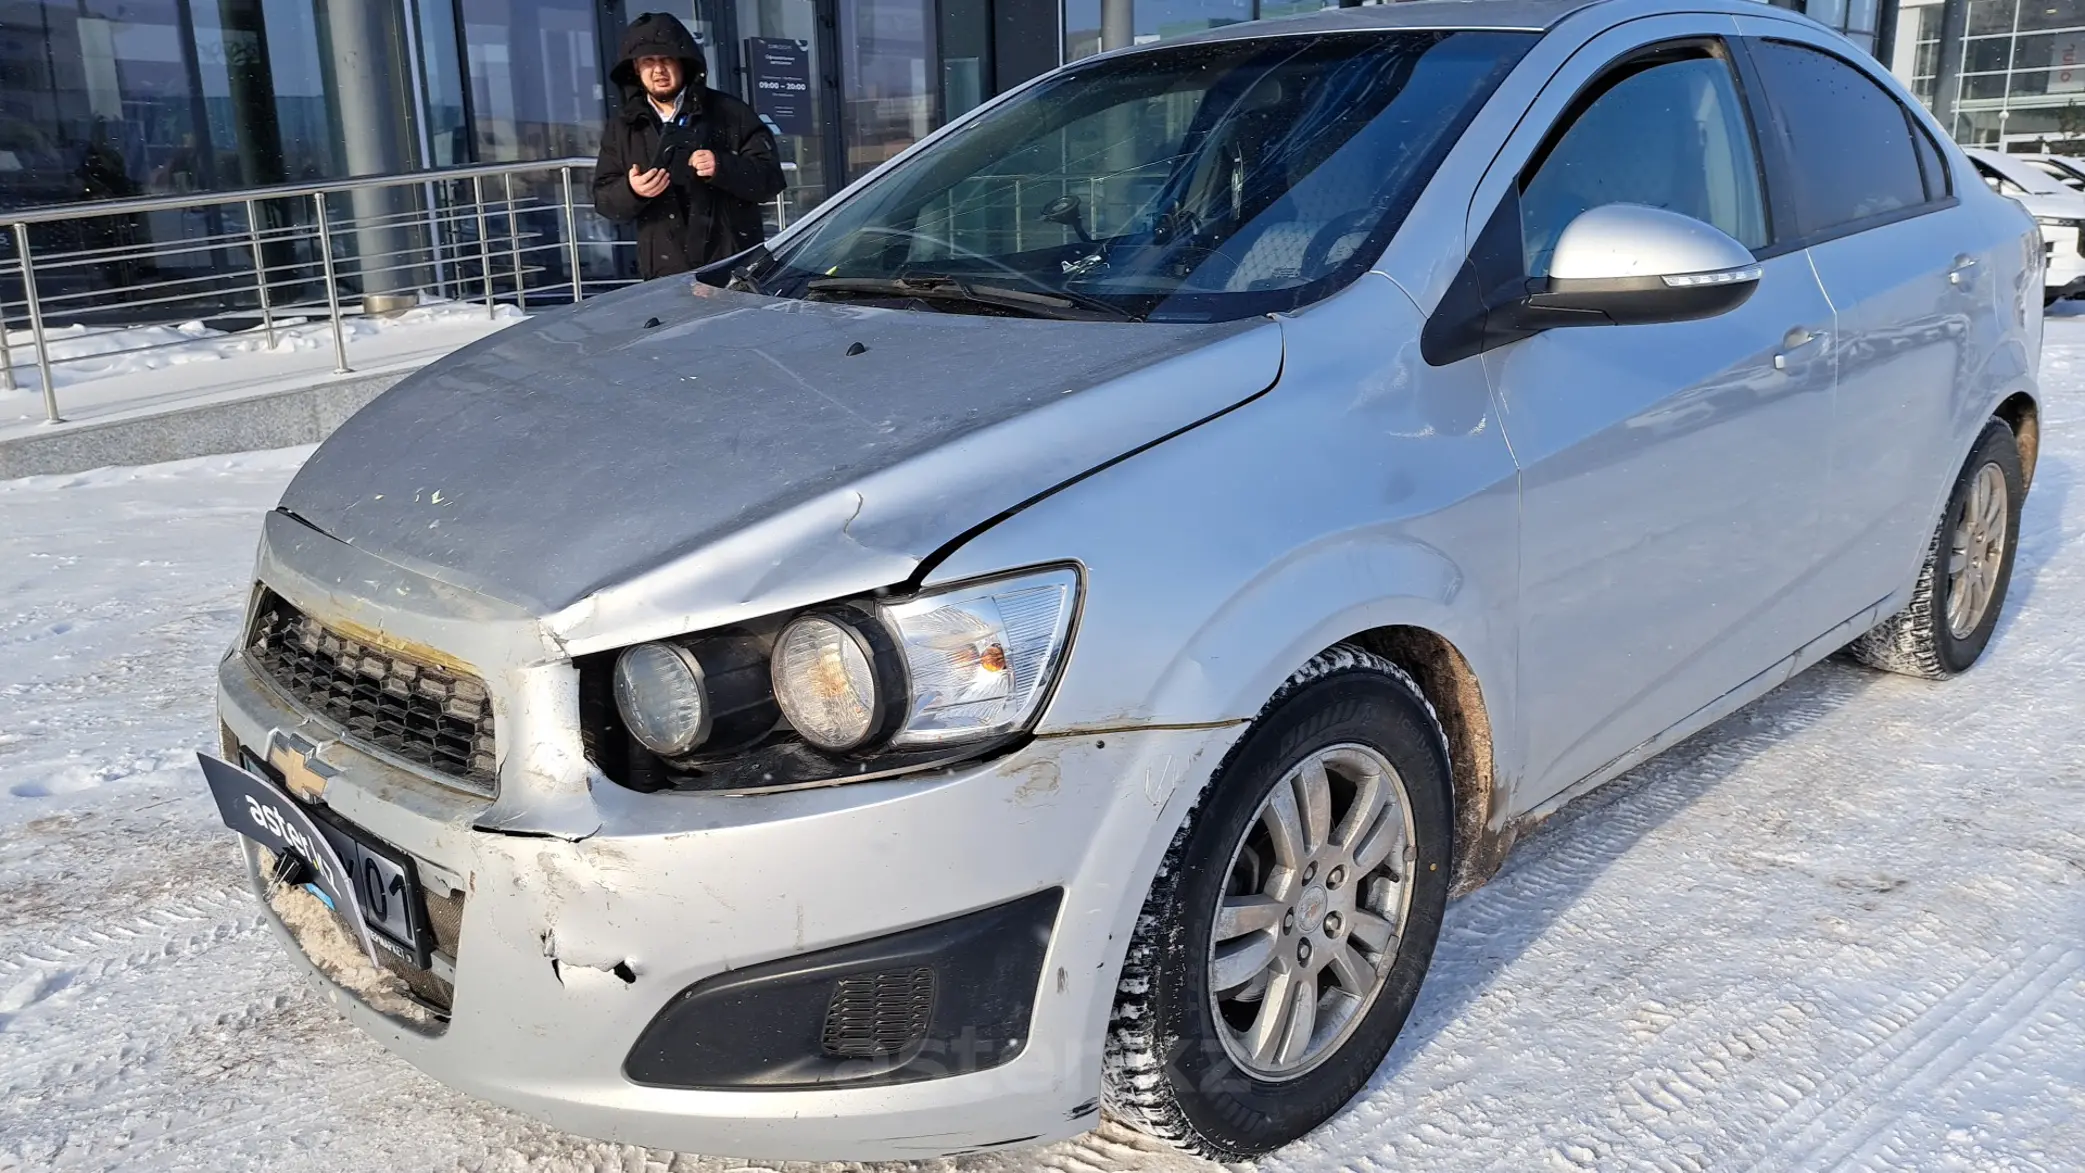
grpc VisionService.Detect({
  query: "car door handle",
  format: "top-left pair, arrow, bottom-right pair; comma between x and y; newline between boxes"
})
1949,254 -> 1979,285
1773,326 -> 1821,370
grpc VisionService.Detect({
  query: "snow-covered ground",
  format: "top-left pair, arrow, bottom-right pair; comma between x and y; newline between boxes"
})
3,331 -> 2083,1172
0,302 -> 524,439
2,302 -> 523,393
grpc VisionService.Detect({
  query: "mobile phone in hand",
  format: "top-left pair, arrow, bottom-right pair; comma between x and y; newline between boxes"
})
651,124 -> 697,181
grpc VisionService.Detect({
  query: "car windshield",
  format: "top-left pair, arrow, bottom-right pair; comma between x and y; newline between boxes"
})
755,29 -> 1536,322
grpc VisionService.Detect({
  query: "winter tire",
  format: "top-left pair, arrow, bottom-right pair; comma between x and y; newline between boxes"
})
1849,417 -> 2026,679
1103,645 -> 1454,1160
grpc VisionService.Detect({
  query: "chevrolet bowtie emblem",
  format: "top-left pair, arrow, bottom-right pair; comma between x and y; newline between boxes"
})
265,730 -> 338,803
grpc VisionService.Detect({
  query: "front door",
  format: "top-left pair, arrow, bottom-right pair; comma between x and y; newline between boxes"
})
1480,35 -> 1839,804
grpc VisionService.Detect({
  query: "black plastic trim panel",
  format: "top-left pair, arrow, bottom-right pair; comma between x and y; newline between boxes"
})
624,888 -> 1063,1089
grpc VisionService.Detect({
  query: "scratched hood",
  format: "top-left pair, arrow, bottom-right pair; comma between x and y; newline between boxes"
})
279,279 -> 1281,630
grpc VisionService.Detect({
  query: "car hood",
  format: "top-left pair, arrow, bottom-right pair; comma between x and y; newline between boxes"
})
2006,188 -> 2082,217
279,279 -> 1281,651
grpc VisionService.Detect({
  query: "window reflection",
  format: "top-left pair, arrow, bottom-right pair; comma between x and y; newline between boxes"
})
463,0 -> 603,162
841,0 -> 936,179
1933,0 -> 2085,148
1070,0 -> 1334,61
0,0 -> 360,209
1066,0 -> 1102,61
1136,0 -> 1252,42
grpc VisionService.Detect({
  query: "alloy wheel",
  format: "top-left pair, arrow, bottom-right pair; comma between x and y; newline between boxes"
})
1206,743 -> 1416,1080
1947,462 -> 2010,639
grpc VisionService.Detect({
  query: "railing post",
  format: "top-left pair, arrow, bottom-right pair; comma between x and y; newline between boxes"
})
0,264 -> 14,394
504,172 -> 524,312
13,222 -> 59,423
246,199 -> 277,348
562,166 -> 584,304
473,174 -> 495,319
313,192 -> 351,375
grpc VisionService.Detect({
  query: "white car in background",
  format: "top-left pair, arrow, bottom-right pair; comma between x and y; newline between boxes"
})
1966,147 -> 2085,301
2022,152 -> 2085,191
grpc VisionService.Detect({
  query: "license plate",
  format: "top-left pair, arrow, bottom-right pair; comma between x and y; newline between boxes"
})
199,751 -> 433,969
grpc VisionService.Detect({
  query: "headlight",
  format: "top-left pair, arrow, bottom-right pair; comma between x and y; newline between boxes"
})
2037,215 -> 2084,229
765,567 -> 1080,754
603,566 -> 1081,787
771,611 -> 903,751
614,642 -> 709,756
883,567 -> 1078,746
615,635 -> 777,758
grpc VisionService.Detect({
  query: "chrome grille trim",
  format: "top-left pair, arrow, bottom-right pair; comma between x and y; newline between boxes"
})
246,592 -> 498,795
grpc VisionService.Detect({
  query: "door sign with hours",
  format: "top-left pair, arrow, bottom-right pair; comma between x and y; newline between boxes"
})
747,38 -> 815,137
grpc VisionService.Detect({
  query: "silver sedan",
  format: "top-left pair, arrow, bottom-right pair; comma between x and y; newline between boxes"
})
205,0 -> 2041,1161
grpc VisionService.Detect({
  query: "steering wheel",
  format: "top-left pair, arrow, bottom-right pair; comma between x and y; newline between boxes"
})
1300,209 -> 1375,278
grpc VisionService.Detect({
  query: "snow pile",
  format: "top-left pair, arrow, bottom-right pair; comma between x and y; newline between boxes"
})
1,299 -> 527,391
261,858 -> 435,1027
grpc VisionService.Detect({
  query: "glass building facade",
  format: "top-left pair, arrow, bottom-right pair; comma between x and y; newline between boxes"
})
1893,0 -> 2085,148
1772,0 -> 1891,53
0,0 -> 1911,266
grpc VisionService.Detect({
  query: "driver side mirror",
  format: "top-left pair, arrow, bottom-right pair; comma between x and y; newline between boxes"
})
1421,201 -> 1762,366
1503,203 -> 1762,332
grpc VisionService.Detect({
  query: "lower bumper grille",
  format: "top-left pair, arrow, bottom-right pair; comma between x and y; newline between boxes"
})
247,592 -> 497,794
822,968 -> 937,1059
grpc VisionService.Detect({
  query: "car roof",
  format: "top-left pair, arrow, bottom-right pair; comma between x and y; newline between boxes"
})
1116,0 -> 1592,47
1095,0 -> 1812,54
1219,0 -> 1599,33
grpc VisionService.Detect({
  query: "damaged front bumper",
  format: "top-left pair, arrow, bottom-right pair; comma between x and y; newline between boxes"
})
216,518 -> 1238,1161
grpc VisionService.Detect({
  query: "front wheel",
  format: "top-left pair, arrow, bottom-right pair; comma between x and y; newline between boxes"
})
1103,646 -> 1453,1160
1849,417 -> 2025,678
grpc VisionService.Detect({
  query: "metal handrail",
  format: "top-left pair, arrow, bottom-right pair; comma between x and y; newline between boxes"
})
0,157 -> 618,424
0,157 -> 599,226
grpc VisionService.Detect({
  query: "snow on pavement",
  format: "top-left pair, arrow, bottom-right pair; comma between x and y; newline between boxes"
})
0,303 -> 526,440
2,334 -> 2084,1172
3,301 -> 526,393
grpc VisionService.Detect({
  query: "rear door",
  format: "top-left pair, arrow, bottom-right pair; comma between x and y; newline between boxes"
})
1733,25 -> 2014,613
1467,23 -> 1840,805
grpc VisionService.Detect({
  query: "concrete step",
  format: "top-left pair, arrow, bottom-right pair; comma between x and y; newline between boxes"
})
0,368 -> 411,480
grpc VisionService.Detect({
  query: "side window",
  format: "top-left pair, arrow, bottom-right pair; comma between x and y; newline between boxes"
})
1520,51 -> 1768,278
1746,39 -> 1930,236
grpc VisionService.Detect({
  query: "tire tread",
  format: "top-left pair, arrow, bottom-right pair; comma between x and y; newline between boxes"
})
1100,643 -> 1442,1160
1849,417 -> 2021,680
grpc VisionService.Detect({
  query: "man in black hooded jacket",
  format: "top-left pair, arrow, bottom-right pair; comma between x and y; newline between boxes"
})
593,12 -> 785,278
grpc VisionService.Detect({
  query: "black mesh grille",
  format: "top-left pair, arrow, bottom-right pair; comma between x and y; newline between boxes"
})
821,968 -> 936,1059
247,593 -> 497,794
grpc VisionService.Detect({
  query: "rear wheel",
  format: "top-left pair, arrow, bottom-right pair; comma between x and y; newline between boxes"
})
1849,418 -> 2025,679
1103,646 -> 1453,1160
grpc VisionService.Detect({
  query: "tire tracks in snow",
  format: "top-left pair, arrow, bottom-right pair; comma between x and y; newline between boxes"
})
1753,944 -> 2084,1171
0,885 -> 267,1082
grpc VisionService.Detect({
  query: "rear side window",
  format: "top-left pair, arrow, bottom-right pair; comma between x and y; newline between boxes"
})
1747,39 -> 1930,236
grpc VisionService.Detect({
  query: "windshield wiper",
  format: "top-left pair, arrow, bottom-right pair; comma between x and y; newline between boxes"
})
724,244 -> 775,294
804,275 -> 1139,322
